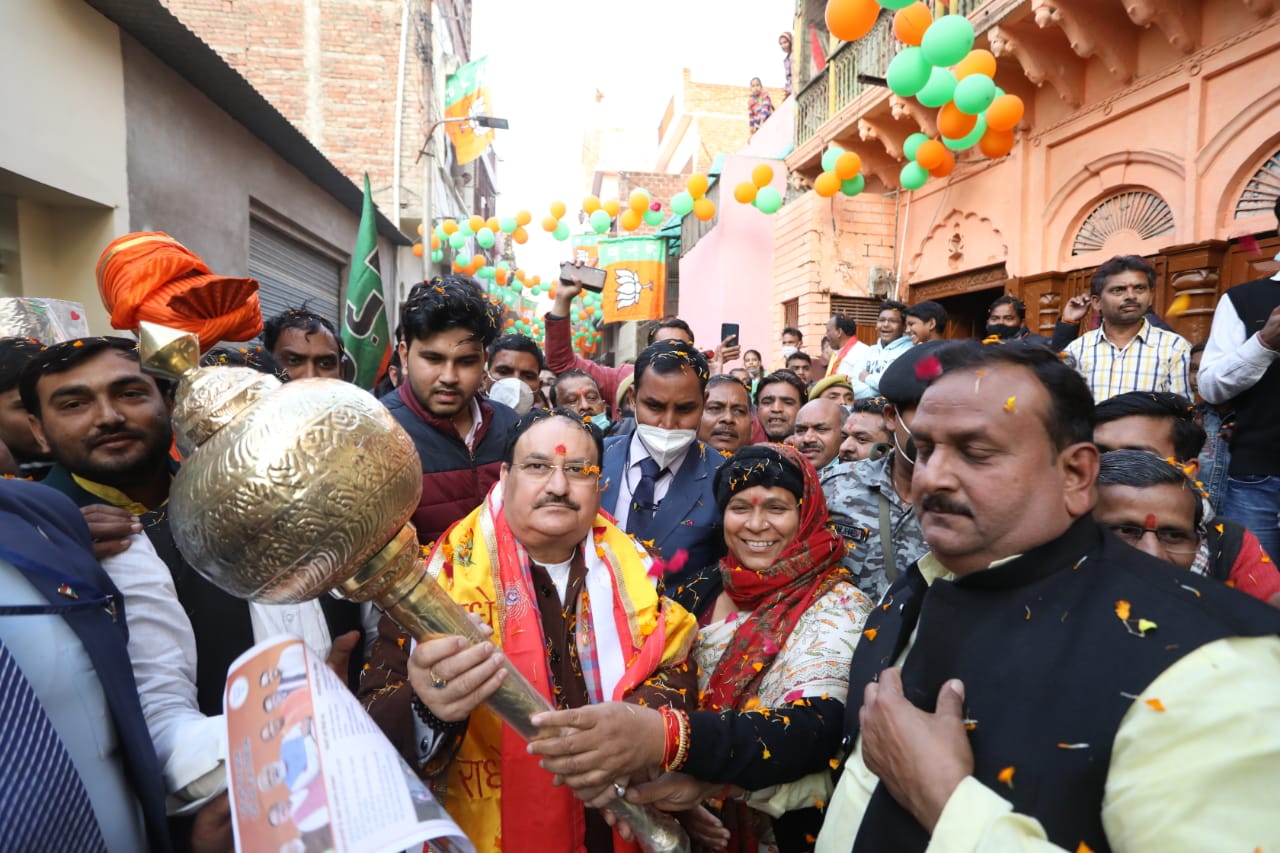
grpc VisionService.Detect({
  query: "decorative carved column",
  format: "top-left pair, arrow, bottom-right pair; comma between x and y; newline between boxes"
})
1017,270 -> 1068,335
1162,240 -> 1229,344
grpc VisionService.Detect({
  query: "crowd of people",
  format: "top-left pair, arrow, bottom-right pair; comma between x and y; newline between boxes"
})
2,203 -> 1279,853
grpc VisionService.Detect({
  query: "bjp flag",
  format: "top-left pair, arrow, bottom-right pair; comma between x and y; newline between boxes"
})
571,233 -> 599,267
444,57 -> 495,166
599,236 -> 666,324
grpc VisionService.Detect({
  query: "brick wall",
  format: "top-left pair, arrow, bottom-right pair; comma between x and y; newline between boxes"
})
770,189 -> 896,366
162,0 -> 430,221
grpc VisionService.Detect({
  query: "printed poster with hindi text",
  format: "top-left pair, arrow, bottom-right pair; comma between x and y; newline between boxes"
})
598,236 -> 666,324
224,636 -> 473,853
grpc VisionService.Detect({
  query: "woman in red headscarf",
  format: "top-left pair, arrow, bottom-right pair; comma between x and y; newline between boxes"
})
529,444 -> 873,852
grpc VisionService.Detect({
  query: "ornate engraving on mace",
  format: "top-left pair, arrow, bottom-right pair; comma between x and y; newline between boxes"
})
142,323 -> 688,853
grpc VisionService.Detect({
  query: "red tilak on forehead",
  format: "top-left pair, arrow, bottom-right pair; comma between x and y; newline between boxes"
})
554,444 -> 567,455
751,495 -> 762,505
1144,513 -> 1158,530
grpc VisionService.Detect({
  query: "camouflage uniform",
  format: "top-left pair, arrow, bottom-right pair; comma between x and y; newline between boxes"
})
820,451 -> 928,603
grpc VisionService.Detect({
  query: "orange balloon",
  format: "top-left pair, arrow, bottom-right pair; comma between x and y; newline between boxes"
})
495,268 -> 508,285
979,127 -> 1016,159
512,227 -> 529,244
416,223 -> 425,236
687,174 -> 709,198
937,101 -> 978,140
412,242 -> 424,257
929,150 -> 957,177
835,151 -> 862,180
915,139 -> 947,170
826,0 -> 879,42
583,196 -> 601,214
954,49 -> 997,80
986,94 -> 1025,131
452,260 -> 465,273
430,233 -> 441,250
629,190 -> 650,213
752,163 -> 775,187
468,215 -> 484,233
893,2 -> 933,46
531,275 -> 542,286
692,197 -> 716,221
549,201 -> 567,219
541,215 -> 559,232
619,209 -> 642,231
603,198 -> 622,218
485,217 -> 500,232
472,253 -> 487,268
814,171 -> 841,197
442,220 -> 459,235
734,181 -> 758,204
516,210 -> 532,226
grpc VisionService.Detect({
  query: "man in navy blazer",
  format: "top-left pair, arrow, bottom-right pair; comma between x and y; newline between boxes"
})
0,478 -> 171,850
600,340 -> 727,615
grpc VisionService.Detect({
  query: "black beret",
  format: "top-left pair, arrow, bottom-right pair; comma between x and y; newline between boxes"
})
877,339 -> 957,407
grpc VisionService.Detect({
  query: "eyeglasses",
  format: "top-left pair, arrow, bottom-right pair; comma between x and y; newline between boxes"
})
514,460 -> 601,482
1107,523 -> 1200,555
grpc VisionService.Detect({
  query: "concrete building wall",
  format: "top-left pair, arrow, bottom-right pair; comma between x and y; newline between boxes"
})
0,0 -> 130,334
121,34 -> 397,322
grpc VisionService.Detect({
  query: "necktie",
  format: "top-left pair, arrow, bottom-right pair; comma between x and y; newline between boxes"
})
0,637 -> 107,851
627,457 -> 664,540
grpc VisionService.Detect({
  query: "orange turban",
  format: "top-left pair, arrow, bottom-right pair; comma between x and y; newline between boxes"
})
96,231 -> 263,352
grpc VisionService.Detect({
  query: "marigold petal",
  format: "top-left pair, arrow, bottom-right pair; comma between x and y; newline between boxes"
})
863,628 -> 878,641
997,765 -> 1015,787
1114,599 -> 1131,621
1145,698 -> 1165,712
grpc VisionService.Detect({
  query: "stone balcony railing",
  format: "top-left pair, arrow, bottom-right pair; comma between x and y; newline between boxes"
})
795,0 -> 986,149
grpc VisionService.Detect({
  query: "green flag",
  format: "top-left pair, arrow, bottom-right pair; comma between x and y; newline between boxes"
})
341,174 -> 391,389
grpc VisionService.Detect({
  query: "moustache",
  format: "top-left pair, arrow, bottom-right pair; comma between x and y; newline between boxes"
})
920,493 -> 973,517
89,428 -> 146,448
534,495 -> 581,511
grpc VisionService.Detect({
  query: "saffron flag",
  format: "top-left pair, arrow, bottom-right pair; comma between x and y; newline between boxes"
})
598,236 -> 666,324
340,174 -> 391,389
571,233 -> 600,267
444,57 -> 495,166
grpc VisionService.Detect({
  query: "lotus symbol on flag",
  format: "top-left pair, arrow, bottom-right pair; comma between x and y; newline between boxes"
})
614,269 -> 653,309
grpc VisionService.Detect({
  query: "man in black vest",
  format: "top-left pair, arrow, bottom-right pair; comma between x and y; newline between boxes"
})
816,341 -> 1280,852
1198,195 -> 1280,560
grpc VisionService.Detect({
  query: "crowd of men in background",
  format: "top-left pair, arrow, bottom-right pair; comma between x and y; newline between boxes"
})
2,202 -> 1279,853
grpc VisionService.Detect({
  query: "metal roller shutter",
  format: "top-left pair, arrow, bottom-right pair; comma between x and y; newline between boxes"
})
248,218 -> 343,330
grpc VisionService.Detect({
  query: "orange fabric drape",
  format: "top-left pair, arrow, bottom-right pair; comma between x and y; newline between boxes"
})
96,232 -> 263,352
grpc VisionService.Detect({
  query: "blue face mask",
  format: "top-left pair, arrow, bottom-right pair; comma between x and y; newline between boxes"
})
590,412 -> 612,432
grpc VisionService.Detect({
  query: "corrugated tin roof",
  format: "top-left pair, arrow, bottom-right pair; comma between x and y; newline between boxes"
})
82,0 -> 410,246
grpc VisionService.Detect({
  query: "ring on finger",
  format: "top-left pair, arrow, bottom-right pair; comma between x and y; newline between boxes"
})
430,670 -> 447,689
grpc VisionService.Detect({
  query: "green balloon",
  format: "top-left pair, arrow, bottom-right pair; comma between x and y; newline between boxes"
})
821,146 -> 844,173
841,174 -> 865,196
671,191 -> 695,216
900,162 -> 929,190
887,47 -> 932,98
499,216 -> 517,233
903,132 -> 931,161
457,220 -> 473,236
916,67 -> 956,108
920,15 -> 975,67
943,114 -> 987,150
476,227 -> 496,248
643,208 -> 665,227
434,224 -> 447,241
430,249 -> 443,263
589,209 -> 612,233
477,266 -> 495,280
553,221 -> 570,241
754,186 -> 783,214
953,74 -> 996,115
448,232 -> 467,250
878,0 -> 916,8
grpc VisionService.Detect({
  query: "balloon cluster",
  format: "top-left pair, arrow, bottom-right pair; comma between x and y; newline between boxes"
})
620,189 -> 666,232
825,0 -> 1026,192
541,201 -> 572,242
732,164 -> 785,214
670,174 -> 717,222
492,275 -> 604,355
813,147 -> 866,198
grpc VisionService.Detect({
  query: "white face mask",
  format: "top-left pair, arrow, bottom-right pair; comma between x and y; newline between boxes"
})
636,424 -> 697,469
780,345 -> 798,360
